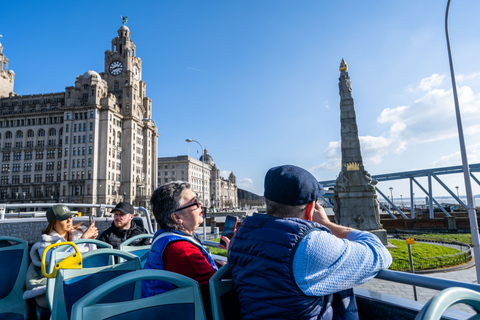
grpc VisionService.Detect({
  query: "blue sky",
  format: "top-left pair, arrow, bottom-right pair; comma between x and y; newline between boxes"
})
2,0 -> 480,199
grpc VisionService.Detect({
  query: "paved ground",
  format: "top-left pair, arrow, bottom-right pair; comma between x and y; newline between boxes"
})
357,265 -> 478,314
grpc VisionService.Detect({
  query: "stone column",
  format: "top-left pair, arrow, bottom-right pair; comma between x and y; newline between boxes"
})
333,59 -> 388,245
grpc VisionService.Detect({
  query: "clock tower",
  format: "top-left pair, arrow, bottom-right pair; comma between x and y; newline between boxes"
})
98,23 -> 156,208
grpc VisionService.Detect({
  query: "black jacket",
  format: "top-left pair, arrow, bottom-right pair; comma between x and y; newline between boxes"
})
98,220 -> 150,249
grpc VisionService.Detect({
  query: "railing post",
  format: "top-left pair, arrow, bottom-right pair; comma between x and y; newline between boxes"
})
0,204 -> 5,219
99,204 -> 106,218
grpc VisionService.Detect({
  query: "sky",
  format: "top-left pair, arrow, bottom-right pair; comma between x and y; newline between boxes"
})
1,0 -> 480,200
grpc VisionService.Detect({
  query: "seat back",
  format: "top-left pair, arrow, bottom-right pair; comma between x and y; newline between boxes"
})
70,269 -> 206,320
46,240 -> 113,310
119,234 -> 153,267
414,286 -> 480,320
50,250 -> 141,320
209,263 -> 241,320
0,237 -> 28,319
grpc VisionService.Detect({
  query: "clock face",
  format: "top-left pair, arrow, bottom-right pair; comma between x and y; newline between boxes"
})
133,65 -> 140,81
109,61 -> 124,76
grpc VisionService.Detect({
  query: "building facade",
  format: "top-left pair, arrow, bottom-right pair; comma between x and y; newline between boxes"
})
0,25 -> 158,214
157,149 -> 238,209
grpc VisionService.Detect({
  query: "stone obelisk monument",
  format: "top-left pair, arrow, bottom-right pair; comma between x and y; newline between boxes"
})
333,58 -> 388,245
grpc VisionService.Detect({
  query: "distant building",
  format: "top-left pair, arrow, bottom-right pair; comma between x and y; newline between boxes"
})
157,149 -> 238,208
0,25 -> 158,214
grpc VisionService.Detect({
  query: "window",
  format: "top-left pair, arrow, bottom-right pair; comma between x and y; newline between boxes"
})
49,128 -> 56,136
15,142 -> 22,148
46,174 -> 54,182
24,163 -> 32,171
90,123 -> 93,131
89,146 -> 92,154
57,161 -> 61,170
12,175 -> 20,184
16,131 -> 23,138
26,141 -> 33,147
66,124 -> 69,132
73,137 -> 77,144
46,162 -> 54,170
2,153 -> 10,161
34,174 -> 42,183
82,147 -> 85,155
88,158 -> 92,167
27,130 -> 34,137
35,151 -> 44,159
2,164 -> 10,173
73,148 -> 76,156
4,143 -> 11,149
1,177 -> 9,185
47,150 -> 55,158
5,131 -> 12,139
89,135 -> 93,142
66,113 -> 70,120
37,140 -> 44,147
35,163 -> 43,171
13,164 -> 20,172
25,152 -> 32,160
38,129 -> 45,137
74,124 -> 77,132
90,111 -> 94,118
13,152 -> 21,160
83,123 -> 86,131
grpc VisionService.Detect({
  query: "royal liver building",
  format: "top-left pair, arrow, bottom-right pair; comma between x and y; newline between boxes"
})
0,25 -> 158,213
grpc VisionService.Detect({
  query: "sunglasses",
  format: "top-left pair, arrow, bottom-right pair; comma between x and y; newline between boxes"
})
173,194 -> 200,213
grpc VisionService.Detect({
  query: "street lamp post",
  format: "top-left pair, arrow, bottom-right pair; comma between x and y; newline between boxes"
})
446,0 -> 480,282
186,139 -> 206,241
455,186 -> 459,198
389,187 -> 393,209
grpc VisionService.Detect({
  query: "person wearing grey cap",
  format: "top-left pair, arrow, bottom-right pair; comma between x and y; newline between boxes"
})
23,205 -> 98,309
97,202 -> 150,249
228,165 -> 392,320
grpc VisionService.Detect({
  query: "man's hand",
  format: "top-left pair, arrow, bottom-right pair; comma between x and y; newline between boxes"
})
312,201 -> 353,239
311,202 -> 331,226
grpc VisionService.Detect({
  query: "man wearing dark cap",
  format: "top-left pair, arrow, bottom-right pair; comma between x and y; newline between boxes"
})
228,165 -> 392,320
98,202 -> 150,249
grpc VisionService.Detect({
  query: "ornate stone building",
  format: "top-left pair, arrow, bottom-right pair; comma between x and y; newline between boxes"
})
0,25 -> 158,214
157,149 -> 238,209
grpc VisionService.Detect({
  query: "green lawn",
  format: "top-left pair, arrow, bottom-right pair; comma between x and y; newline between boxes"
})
205,236 -> 472,271
388,239 -> 470,271
397,233 -> 475,245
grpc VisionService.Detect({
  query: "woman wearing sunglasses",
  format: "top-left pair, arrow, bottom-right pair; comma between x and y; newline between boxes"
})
142,181 -> 230,318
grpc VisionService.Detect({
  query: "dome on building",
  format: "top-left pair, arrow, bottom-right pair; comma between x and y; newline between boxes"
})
199,149 -> 214,166
82,70 -> 102,81
119,25 -> 130,32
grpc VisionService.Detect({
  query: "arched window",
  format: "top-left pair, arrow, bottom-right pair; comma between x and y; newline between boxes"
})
27,130 -> 34,138
38,129 -> 45,137
5,131 -> 12,139
49,128 -> 56,136
16,131 -> 23,139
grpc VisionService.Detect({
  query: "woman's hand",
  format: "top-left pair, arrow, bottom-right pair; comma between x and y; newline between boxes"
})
81,221 -> 98,239
219,236 -> 230,251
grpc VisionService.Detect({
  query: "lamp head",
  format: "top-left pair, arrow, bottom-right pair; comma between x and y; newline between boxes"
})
186,139 -> 192,142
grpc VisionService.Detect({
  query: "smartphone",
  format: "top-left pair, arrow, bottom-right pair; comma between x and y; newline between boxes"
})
89,215 -> 94,225
220,215 -> 238,246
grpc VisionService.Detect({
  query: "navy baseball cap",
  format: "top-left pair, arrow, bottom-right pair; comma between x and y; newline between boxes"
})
111,202 -> 134,214
264,165 -> 325,206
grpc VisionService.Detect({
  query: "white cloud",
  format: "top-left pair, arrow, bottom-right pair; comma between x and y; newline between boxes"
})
238,178 -> 254,190
418,74 -> 445,91
220,170 -> 231,179
432,143 -> 480,167
315,72 -> 480,172
407,74 -> 445,92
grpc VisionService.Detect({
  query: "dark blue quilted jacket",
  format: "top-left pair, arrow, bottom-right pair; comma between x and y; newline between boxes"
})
228,213 -> 358,320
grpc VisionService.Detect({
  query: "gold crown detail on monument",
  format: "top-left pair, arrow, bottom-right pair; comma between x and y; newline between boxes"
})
344,162 -> 360,171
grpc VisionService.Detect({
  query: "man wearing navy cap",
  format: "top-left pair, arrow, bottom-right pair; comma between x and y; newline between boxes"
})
98,202 -> 150,249
228,165 -> 392,320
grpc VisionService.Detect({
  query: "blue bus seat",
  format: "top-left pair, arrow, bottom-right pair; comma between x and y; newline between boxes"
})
118,234 -> 153,267
70,269 -> 206,320
49,250 -> 141,320
209,263 -> 241,320
0,237 -> 28,320
414,287 -> 480,320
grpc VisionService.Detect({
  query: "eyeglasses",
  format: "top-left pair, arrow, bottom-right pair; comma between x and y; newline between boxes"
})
173,195 -> 200,213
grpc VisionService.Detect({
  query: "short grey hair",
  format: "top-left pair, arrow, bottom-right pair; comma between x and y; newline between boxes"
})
265,198 -> 307,218
150,181 -> 191,230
